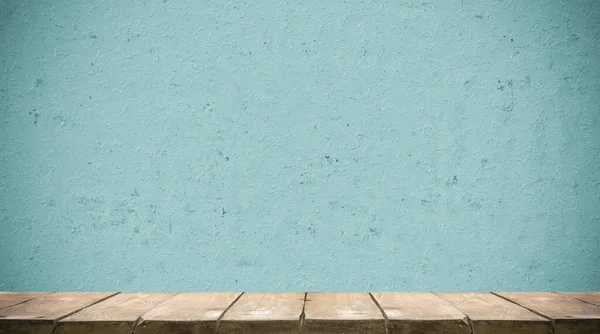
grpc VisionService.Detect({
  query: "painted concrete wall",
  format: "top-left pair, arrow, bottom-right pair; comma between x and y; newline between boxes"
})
1,0 -> 599,291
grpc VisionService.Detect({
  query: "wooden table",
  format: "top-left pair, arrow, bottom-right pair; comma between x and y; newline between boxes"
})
0,292 -> 598,333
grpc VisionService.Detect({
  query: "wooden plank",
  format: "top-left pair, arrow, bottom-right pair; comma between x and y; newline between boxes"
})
372,292 -> 470,334
134,292 -> 241,334
562,292 -> 600,307
435,292 -> 552,334
0,293 -> 46,310
218,292 -> 304,333
0,292 -> 116,334
303,292 -> 386,334
55,292 -> 175,334
498,292 -> 600,334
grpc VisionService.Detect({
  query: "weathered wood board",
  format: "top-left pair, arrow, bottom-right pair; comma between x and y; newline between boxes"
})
435,292 -> 552,334
134,292 -> 241,334
303,292 -> 386,334
0,292 -> 115,334
218,292 -> 304,333
56,292 -> 176,334
372,292 -> 470,334
561,292 -> 600,307
498,292 -> 600,334
0,292 -> 46,310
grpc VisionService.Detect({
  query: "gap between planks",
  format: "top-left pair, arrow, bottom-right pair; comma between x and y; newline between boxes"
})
299,292 -> 307,326
213,292 -> 245,332
52,292 -> 121,334
128,292 -> 183,334
369,292 -> 390,334
491,292 -> 556,324
0,292 -> 45,311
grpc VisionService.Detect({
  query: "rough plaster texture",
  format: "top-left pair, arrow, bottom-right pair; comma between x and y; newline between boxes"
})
1,0 -> 599,291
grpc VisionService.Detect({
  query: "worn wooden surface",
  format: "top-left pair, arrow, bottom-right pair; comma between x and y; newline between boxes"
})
303,292 -> 386,334
435,292 -> 552,334
0,292 -> 116,334
218,292 -> 304,334
372,292 -> 470,334
134,292 -> 241,334
562,292 -> 600,307
1,291 -> 599,333
497,292 -> 600,334
0,292 -> 45,310
56,292 -> 175,334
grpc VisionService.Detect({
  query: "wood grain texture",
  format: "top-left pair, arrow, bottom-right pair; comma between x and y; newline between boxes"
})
435,292 -> 552,334
1,291 -> 599,334
372,292 -> 470,334
0,292 -> 115,334
561,292 -> 600,307
218,292 -> 304,334
134,292 -> 241,334
55,292 -> 176,334
0,292 -> 46,310
303,292 -> 385,334
498,292 -> 600,334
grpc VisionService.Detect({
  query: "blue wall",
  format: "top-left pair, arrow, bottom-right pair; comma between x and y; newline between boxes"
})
1,0 -> 599,291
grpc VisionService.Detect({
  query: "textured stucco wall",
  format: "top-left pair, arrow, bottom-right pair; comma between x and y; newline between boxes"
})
1,0 -> 599,291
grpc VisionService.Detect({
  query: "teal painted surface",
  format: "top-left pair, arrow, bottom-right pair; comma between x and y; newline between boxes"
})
1,0 -> 599,291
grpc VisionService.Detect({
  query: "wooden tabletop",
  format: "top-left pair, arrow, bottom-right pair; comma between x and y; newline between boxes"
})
303,292 -> 385,333
0,292 -> 598,333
